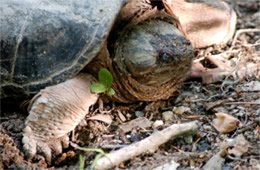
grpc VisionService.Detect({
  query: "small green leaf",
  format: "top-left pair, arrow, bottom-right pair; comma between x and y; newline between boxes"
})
98,68 -> 113,88
107,88 -> 115,96
90,83 -> 106,93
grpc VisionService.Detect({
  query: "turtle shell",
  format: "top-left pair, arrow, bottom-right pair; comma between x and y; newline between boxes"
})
0,0 -> 125,100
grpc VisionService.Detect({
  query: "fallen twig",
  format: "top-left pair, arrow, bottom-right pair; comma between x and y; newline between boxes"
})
93,121 -> 199,170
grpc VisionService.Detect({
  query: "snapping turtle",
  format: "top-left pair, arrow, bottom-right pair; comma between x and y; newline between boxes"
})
0,0 -> 236,164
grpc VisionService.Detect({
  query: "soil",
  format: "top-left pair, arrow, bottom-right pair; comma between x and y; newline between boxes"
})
1,0 -> 259,169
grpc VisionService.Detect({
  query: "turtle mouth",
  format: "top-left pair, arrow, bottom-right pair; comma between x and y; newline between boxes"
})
125,52 -> 193,86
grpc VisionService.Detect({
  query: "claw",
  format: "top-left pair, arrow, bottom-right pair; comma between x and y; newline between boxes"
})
61,136 -> 70,149
22,134 -> 37,160
38,142 -> 52,165
51,141 -> 63,155
22,74 -> 99,164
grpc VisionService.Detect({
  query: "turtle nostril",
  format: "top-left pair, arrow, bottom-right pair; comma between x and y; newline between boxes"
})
186,40 -> 192,46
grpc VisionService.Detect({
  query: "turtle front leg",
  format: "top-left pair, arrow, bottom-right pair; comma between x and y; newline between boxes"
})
22,73 -> 99,164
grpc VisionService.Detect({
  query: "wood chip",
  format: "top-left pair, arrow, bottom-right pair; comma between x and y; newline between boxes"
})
117,110 -> 126,122
87,114 -> 113,125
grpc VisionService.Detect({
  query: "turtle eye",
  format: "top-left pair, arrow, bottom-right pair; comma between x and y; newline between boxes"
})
159,52 -> 172,63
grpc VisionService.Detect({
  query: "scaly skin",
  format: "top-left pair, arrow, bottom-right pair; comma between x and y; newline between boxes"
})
23,74 -> 98,163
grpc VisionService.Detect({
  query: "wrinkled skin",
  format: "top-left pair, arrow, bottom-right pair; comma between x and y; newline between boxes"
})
23,74 -> 99,163
111,19 -> 193,102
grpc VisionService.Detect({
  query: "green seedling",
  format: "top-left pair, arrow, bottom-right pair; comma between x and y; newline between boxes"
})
91,68 -> 115,96
79,154 -> 85,170
78,147 -> 108,170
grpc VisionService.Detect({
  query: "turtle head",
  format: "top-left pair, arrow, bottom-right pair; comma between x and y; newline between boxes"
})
112,19 -> 194,102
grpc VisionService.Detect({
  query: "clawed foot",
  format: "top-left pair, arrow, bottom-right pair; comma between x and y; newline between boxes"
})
23,133 -> 69,164
22,74 -> 98,164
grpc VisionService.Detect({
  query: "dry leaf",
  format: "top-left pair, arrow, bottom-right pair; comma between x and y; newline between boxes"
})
162,0 -> 237,48
153,160 -> 180,170
212,112 -> 240,133
119,117 -> 152,133
87,114 -> 112,124
228,135 -> 249,157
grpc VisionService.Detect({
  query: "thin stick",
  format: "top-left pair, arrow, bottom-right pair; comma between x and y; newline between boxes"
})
93,121 -> 199,170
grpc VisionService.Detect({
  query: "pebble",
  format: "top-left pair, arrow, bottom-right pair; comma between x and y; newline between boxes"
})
184,135 -> 193,144
135,111 -> 144,117
198,140 -> 210,151
172,106 -> 191,115
255,117 -> 260,125
153,120 -> 164,128
162,111 -> 174,121
225,138 -> 235,146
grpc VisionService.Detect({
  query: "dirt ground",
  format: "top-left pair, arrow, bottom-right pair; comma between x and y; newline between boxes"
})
1,0 -> 259,169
